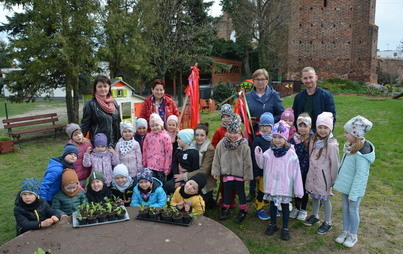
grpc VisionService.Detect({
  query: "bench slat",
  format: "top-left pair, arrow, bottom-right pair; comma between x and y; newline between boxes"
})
9,124 -> 65,136
4,118 -> 59,129
2,113 -> 58,124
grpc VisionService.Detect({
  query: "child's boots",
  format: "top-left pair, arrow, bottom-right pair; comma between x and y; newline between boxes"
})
220,208 -> 231,220
234,209 -> 248,224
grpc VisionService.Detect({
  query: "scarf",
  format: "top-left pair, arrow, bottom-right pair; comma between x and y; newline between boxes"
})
179,185 -> 197,199
271,145 -> 290,158
95,93 -> 116,114
63,187 -> 79,198
260,132 -> 273,142
343,142 -> 353,155
315,133 -> 333,149
139,185 -> 152,202
152,96 -> 166,122
119,138 -> 135,156
18,196 -> 41,212
223,137 -> 244,150
112,176 -> 134,193
53,156 -> 74,170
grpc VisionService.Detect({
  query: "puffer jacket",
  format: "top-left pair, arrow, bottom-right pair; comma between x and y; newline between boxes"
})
80,97 -> 121,148
14,194 -> 60,235
51,189 -> 87,216
39,159 -> 65,202
69,140 -> 92,181
130,178 -> 167,208
334,141 -> 375,201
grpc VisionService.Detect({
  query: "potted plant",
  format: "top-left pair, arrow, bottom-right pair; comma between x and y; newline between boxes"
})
114,206 -> 126,220
97,205 -> 107,223
75,212 -> 87,225
0,136 -> 14,154
148,207 -> 160,220
181,211 -> 198,224
171,207 -> 183,223
160,205 -> 172,221
86,208 -> 97,224
138,202 -> 149,218
105,200 -> 116,221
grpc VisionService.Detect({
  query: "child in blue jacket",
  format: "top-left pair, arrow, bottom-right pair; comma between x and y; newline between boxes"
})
130,168 -> 166,208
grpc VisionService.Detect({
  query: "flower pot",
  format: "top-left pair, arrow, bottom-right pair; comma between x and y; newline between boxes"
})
116,214 -> 125,220
77,218 -> 88,225
106,213 -> 116,221
138,209 -> 149,219
0,140 -> 14,154
97,214 -> 107,223
160,213 -> 172,222
87,217 -> 97,224
149,212 -> 159,220
182,216 -> 192,224
172,214 -> 183,223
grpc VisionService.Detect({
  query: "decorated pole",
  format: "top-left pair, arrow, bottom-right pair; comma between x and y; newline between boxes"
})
180,64 -> 200,129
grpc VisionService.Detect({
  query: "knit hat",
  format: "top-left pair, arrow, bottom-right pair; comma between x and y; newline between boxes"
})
149,113 -> 164,127
344,115 -> 373,138
62,143 -> 79,158
316,112 -> 334,130
177,129 -> 194,145
297,114 -> 312,126
88,171 -> 105,184
20,178 -> 41,197
220,104 -> 232,118
113,164 -> 129,178
259,112 -> 274,126
166,115 -> 179,126
120,121 -> 134,134
94,133 -> 108,147
227,113 -> 242,133
62,168 -> 79,187
65,123 -> 81,139
189,173 -> 207,192
281,108 -> 295,122
272,120 -> 290,141
112,164 -> 134,192
137,168 -> 153,183
136,118 -> 148,130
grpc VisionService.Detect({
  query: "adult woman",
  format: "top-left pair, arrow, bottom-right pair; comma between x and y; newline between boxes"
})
245,69 -> 284,201
139,79 -> 179,126
175,123 -> 217,207
81,76 -> 121,148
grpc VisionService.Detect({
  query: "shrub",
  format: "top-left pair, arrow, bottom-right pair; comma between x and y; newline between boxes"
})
212,82 -> 234,104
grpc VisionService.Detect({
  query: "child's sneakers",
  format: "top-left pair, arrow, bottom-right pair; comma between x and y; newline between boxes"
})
303,215 -> 320,226
289,208 -> 299,219
343,234 -> 358,248
317,221 -> 332,235
335,231 -> 349,244
281,229 -> 290,241
256,209 -> 270,220
297,209 -> 307,221
265,224 -> 278,236
219,208 -> 231,220
234,210 -> 248,224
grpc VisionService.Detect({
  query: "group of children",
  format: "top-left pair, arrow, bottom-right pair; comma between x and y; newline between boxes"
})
14,105 -> 375,248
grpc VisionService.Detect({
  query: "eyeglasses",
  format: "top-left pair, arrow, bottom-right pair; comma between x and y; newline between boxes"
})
254,78 -> 268,82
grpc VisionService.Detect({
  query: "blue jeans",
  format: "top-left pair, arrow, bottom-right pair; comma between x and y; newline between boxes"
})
342,193 -> 362,234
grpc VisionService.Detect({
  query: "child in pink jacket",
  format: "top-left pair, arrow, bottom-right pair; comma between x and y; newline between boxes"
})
255,120 -> 303,241
142,113 -> 173,184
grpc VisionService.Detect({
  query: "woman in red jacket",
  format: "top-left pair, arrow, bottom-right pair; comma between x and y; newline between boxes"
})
139,79 -> 179,127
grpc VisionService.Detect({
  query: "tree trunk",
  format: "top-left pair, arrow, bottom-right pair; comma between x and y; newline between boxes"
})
73,75 -> 80,123
243,47 -> 251,77
65,78 -> 74,123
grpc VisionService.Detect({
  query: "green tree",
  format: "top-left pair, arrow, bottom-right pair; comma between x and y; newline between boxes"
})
0,0 -> 99,123
0,40 -> 13,68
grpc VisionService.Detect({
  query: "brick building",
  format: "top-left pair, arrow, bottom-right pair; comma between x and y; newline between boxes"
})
286,0 -> 378,83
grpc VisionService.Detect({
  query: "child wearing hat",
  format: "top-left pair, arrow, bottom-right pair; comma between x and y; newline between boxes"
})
211,104 -> 233,148
333,116 -> 375,248
52,169 -> 87,216
110,164 -> 136,206
130,168 -> 167,208
142,113 -> 173,184
86,172 -> 113,204
304,112 -> 340,235
115,121 -> 142,177
255,120 -> 304,241
170,173 -> 207,215
39,143 -> 79,204
66,123 -> 92,187
83,133 -> 120,186
251,112 -> 274,221
14,178 -> 60,236
134,118 -> 148,151
212,113 -> 253,223
164,129 -> 199,194
281,108 -> 296,141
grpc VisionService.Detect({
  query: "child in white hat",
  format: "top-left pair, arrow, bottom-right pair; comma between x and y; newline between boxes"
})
333,116 -> 375,248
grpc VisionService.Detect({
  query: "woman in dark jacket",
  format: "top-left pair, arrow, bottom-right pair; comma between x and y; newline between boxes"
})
81,75 -> 121,148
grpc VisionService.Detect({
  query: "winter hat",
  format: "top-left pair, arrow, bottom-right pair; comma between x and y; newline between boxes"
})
112,164 -> 134,192
189,173 -> 207,192
297,114 -> 312,126
220,104 -> 232,118
281,108 -> 295,122
88,171 -> 105,184
137,168 -> 153,183
272,120 -> 290,141
94,133 -> 108,147
227,113 -> 242,133
62,143 -> 79,158
177,129 -> 194,145
120,121 -> 134,134
136,118 -> 148,130
66,123 -> 81,139
20,178 -> 41,197
167,115 -> 179,126
344,115 -> 373,138
62,168 -> 79,187
316,112 -> 334,130
149,113 -> 164,127
259,112 -> 274,126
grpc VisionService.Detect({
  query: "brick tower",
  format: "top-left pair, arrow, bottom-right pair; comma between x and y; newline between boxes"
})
286,0 -> 378,83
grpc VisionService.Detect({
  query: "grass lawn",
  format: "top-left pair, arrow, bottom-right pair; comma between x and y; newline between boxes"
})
0,95 -> 402,253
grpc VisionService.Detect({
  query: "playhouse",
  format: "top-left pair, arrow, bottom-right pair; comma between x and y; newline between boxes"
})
83,78 -> 145,123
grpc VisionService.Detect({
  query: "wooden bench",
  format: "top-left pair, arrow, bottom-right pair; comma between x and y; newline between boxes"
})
2,113 -> 65,148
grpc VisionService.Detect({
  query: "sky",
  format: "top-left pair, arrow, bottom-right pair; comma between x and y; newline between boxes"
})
1,0 -> 402,51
